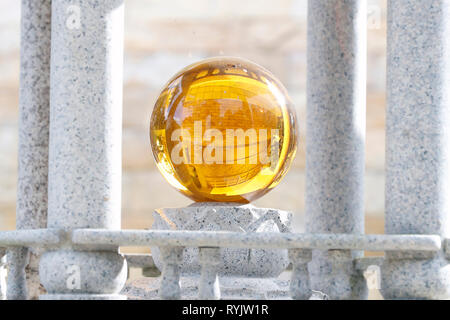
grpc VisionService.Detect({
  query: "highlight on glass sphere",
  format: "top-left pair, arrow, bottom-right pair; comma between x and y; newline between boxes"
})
150,57 -> 298,203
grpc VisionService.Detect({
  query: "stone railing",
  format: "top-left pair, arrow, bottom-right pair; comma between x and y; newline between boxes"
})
0,228 -> 446,299
1,0 -> 450,300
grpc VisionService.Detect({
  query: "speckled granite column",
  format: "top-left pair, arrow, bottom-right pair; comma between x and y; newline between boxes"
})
306,0 -> 367,299
39,0 -> 127,300
6,247 -> 29,300
16,0 -> 52,300
382,0 -> 450,299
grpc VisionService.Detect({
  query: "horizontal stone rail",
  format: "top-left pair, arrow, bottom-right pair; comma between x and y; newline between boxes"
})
71,229 -> 442,252
0,229 -> 442,252
0,229 -> 62,247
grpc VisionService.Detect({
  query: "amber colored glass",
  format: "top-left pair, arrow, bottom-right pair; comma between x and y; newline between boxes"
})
150,57 -> 297,203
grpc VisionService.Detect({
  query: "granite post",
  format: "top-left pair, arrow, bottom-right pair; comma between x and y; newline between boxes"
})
14,0 -> 52,300
306,0 -> 367,299
382,0 -> 450,299
39,0 -> 127,300
6,247 -> 29,300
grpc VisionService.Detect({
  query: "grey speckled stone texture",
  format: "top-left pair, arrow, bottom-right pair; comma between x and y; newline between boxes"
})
158,246 -> 183,299
25,252 -> 46,299
150,203 -> 292,278
71,229 -> 442,251
17,0 -> 50,230
123,276 -> 291,300
39,250 -> 127,295
306,0 -> 366,299
17,0 -> 52,300
6,247 -> 29,300
46,0 -> 123,230
382,0 -> 450,299
39,0 -> 127,299
308,249 -> 367,300
289,249 -> 312,299
198,247 -> 221,300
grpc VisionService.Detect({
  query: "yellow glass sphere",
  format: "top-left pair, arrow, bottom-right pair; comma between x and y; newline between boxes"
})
150,57 -> 298,203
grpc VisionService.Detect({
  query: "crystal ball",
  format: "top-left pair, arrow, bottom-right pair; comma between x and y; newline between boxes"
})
150,57 -> 298,203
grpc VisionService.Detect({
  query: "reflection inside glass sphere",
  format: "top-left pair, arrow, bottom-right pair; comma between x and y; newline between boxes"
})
150,57 -> 297,203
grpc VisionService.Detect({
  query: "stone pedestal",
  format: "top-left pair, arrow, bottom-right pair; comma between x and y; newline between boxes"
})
124,203 -> 295,299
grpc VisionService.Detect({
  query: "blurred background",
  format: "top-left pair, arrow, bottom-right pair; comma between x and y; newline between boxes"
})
0,0 -> 386,253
